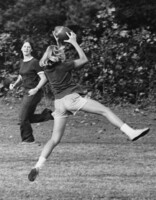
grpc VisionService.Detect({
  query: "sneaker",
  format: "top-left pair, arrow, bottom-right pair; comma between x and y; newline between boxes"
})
21,141 -> 36,145
130,127 -> 150,141
28,168 -> 39,182
21,141 -> 41,146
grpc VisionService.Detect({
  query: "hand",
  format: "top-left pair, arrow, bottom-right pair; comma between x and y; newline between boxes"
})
52,31 -> 59,45
52,31 -> 65,48
28,88 -> 38,96
64,32 -> 77,44
9,84 -> 15,90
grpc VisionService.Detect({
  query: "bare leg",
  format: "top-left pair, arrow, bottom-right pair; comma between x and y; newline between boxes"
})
40,117 -> 67,159
80,98 -> 149,140
28,117 -> 67,181
81,98 -> 124,128
28,98 -> 150,182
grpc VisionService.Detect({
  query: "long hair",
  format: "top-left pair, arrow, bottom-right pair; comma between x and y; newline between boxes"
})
39,45 -> 65,67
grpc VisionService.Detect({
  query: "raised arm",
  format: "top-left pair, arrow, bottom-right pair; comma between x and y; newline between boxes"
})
64,32 -> 88,68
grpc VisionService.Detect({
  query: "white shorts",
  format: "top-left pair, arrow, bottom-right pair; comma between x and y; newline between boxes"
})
52,93 -> 87,118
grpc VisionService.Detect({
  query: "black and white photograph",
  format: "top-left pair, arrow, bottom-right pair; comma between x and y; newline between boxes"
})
0,0 -> 156,199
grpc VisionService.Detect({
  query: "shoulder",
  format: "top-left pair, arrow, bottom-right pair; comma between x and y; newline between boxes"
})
31,58 -> 39,64
31,58 -> 40,68
31,58 -> 44,73
64,60 -> 75,66
62,60 -> 75,71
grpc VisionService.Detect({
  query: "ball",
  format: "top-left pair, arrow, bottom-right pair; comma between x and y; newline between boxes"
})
54,26 -> 72,43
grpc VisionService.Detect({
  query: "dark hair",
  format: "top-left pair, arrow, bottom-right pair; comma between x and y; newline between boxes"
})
20,38 -> 38,58
22,38 -> 34,51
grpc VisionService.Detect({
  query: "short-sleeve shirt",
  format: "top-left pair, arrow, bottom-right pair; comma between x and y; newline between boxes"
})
44,60 -> 82,99
19,58 -> 44,89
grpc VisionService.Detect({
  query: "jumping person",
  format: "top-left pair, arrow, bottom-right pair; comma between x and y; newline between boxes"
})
28,31 -> 150,181
9,39 -> 53,144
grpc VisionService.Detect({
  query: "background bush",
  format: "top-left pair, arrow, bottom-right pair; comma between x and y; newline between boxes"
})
0,0 -> 156,106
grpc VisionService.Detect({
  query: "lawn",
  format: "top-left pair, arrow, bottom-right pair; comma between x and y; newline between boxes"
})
0,97 -> 155,200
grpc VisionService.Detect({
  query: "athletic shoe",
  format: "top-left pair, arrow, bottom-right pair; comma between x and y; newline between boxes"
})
21,141 -> 41,146
130,127 -> 150,141
28,168 -> 39,182
21,141 -> 36,144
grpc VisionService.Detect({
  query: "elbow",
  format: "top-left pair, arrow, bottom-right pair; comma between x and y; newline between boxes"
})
83,57 -> 89,65
75,56 -> 89,68
43,76 -> 47,83
40,73 -> 47,83
85,57 -> 89,64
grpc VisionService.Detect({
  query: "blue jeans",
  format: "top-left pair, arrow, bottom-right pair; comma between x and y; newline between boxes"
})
19,90 -> 52,142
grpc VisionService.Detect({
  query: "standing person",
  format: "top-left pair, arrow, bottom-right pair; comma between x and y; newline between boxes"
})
9,39 -> 53,144
28,31 -> 150,181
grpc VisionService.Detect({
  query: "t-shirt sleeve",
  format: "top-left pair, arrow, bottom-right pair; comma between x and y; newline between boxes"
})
33,59 -> 44,74
19,60 -> 23,75
64,61 -> 75,71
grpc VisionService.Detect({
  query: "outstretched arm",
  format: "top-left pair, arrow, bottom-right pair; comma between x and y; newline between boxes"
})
64,32 -> 88,68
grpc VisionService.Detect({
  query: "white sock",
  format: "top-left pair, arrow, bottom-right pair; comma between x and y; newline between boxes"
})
120,123 -> 135,138
35,156 -> 46,169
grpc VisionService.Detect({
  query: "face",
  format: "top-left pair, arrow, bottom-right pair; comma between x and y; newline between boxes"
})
21,42 -> 32,56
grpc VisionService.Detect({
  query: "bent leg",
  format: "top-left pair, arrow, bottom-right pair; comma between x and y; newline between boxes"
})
29,91 -> 53,123
30,108 -> 54,123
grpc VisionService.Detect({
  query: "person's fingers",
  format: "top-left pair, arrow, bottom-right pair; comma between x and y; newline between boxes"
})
65,32 -> 71,37
66,31 -> 75,37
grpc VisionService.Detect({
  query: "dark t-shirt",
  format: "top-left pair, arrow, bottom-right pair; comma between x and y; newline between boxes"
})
44,61 -> 82,99
19,58 -> 44,89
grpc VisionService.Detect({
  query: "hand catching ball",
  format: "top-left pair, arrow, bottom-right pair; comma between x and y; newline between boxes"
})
53,26 -> 72,43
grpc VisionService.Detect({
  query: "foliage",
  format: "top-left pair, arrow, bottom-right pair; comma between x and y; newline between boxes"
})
0,0 -> 104,34
0,0 -> 156,105
80,5 -> 156,104
112,0 -> 156,31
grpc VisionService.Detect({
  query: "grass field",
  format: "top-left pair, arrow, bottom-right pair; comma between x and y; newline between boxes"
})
0,97 -> 156,200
